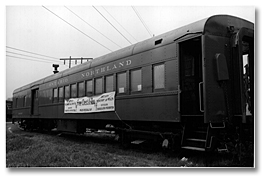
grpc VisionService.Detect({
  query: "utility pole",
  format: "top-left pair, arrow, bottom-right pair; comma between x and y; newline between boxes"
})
60,56 -> 93,68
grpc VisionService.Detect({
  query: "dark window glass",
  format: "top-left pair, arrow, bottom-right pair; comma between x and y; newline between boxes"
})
59,87 -> 64,102
53,88 -> 58,103
154,64 -> 165,89
23,96 -> 27,106
16,98 -> 18,108
105,75 -> 114,92
117,72 -> 127,94
86,80 -> 93,96
64,85 -> 70,99
78,82 -> 85,97
71,84 -> 77,98
48,89 -> 52,102
131,69 -> 142,92
95,77 -> 103,94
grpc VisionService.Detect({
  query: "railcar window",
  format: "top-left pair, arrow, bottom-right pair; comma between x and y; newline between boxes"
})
86,80 -> 93,96
117,72 -> 127,94
59,87 -> 64,102
78,82 -> 85,97
23,96 -> 27,107
95,77 -> 103,94
53,88 -> 58,103
64,85 -> 70,99
17,98 -> 20,108
14,98 -> 18,108
48,89 -> 52,102
71,84 -> 77,98
154,64 -> 165,89
131,69 -> 142,92
105,75 -> 114,92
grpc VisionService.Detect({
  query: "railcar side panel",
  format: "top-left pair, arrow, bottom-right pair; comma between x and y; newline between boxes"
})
12,90 -> 31,119
112,94 -> 179,123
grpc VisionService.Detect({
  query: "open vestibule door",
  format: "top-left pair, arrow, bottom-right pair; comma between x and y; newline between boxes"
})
233,27 -> 254,124
179,37 -> 203,117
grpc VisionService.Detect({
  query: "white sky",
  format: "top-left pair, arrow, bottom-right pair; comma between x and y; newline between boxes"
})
5,5 -> 255,99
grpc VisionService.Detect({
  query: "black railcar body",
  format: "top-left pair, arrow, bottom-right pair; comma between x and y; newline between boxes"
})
6,100 -> 13,121
12,15 -> 254,152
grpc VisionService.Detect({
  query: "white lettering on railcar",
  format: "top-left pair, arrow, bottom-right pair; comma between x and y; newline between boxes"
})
48,60 -> 131,87
81,60 -> 132,78
48,78 -> 69,87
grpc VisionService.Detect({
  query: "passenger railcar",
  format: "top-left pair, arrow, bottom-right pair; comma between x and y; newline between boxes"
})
12,15 -> 254,152
6,100 -> 13,121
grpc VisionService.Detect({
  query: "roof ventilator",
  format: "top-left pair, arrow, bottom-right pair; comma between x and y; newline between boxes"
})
155,39 -> 163,45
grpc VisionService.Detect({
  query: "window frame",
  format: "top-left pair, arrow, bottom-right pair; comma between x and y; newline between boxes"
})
64,85 -> 70,99
105,75 -> 114,93
153,63 -> 165,91
78,81 -> 85,97
53,88 -> 58,103
130,68 -> 142,93
86,79 -> 93,97
59,87 -> 64,102
71,83 -> 77,98
23,95 -> 27,107
95,77 -> 103,95
14,98 -> 17,108
117,72 -> 127,94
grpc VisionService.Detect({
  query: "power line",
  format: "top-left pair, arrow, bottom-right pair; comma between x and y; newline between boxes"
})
92,6 -> 133,45
6,55 -> 65,65
6,46 -> 59,60
132,6 -> 153,37
64,6 -> 122,49
102,6 -> 138,43
6,51 -> 60,63
42,6 -> 113,52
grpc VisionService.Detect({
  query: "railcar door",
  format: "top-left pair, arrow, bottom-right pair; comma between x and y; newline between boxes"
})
233,27 -> 254,123
31,88 -> 39,115
179,37 -> 203,116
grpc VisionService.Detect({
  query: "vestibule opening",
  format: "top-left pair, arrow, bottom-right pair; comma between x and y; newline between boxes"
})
179,37 -> 203,116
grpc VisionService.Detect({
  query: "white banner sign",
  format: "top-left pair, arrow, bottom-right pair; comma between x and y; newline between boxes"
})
64,92 -> 115,113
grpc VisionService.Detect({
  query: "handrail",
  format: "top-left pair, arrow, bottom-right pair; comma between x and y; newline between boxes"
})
199,82 -> 204,112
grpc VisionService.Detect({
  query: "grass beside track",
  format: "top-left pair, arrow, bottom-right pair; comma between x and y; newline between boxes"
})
6,124 -> 192,167
6,123 -> 253,167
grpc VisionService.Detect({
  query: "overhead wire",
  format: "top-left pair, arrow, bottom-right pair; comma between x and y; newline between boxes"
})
42,6 -> 113,52
6,46 -> 59,60
6,55 -> 64,65
64,6 -> 122,49
132,6 -> 153,37
102,6 -> 138,43
92,6 -> 133,45
6,51 -> 60,63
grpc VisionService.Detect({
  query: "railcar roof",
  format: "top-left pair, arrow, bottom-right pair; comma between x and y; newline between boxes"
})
13,14 -> 253,94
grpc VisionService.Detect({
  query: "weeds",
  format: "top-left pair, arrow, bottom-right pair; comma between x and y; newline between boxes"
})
6,123 -> 253,167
